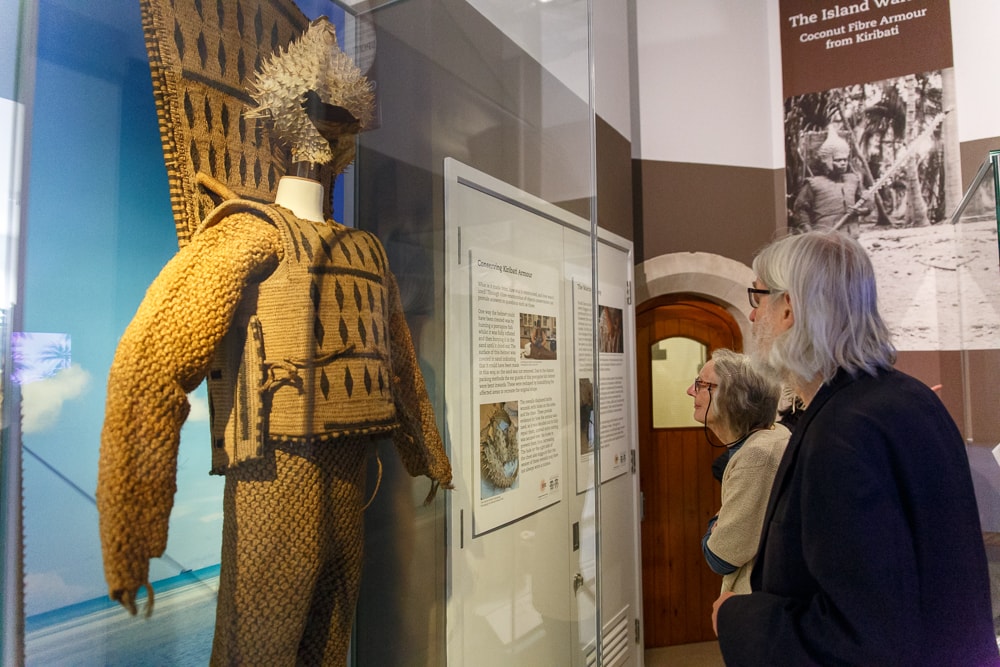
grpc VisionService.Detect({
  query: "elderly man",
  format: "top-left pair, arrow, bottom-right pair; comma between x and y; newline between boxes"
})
713,231 -> 998,665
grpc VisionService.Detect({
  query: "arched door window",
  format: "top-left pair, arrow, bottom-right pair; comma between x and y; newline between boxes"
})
651,337 -> 707,428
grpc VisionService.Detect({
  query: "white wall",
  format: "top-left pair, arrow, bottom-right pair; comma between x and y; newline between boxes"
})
633,0 -> 784,169
633,0 -> 1000,171
593,0 -> 633,140
467,0 -> 632,141
951,0 -> 1000,143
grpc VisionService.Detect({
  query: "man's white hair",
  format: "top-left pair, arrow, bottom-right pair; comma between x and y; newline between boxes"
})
752,230 -> 895,385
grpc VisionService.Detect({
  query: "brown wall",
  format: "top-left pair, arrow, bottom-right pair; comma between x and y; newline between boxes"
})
961,137 -> 1000,190
596,115 -> 635,242
632,160 -> 784,266
560,116 -> 636,241
894,350 -> 966,435
891,349 -> 1000,445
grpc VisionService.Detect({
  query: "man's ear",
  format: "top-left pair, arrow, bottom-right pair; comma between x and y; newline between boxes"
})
779,292 -> 795,329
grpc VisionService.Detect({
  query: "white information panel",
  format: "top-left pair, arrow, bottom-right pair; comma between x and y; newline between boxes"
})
472,249 -> 564,534
573,276 -> 631,494
444,158 -> 638,666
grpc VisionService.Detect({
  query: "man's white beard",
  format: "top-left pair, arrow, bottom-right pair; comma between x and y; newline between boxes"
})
750,316 -> 777,365
750,310 -> 788,378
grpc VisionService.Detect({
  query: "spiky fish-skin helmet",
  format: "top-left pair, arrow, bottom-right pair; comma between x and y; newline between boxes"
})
247,17 -> 375,170
818,125 -> 850,167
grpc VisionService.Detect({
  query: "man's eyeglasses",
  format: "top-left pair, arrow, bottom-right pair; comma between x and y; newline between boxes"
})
693,378 -> 717,393
747,287 -> 772,308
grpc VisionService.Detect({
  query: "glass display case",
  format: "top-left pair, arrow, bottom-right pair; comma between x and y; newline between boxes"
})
948,150 -> 1000,637
1,1 -> 35,664
950,151 -> 1000,438
1,0 -> 641,665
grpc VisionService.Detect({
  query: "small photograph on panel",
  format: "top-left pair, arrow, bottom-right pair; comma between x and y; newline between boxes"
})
519,313 -> 557,360
480,401 -> 520,496
599,305 -> 623,353
579,378 -> 594,455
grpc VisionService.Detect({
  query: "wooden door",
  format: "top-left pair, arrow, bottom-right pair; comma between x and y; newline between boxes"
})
637,295 -> 742,647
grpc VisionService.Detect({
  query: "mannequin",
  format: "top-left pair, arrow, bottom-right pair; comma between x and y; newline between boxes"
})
274,163 -> 324,223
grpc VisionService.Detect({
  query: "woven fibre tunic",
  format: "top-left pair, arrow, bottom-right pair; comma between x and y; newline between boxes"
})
97,197 -> 451,612
203,199 -> 413,472
707,425 -> 789,594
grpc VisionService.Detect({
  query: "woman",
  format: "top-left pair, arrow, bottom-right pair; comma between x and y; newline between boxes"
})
689,348 -> 790,594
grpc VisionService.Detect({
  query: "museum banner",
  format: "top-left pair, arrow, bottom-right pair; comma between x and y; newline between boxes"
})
776,0 -> 999,352
780,0 -> 952,99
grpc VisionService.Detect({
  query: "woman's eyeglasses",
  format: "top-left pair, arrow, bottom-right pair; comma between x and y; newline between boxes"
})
693,378 -> 717,393
747,287 -> 772,308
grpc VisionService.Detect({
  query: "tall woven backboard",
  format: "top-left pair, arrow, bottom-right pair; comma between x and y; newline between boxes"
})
140,0 -> 337,246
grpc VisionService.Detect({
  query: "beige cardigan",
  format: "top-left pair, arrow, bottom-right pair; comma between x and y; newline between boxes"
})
707,424 -> 791,594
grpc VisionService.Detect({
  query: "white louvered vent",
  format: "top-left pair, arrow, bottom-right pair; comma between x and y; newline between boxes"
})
583,606 -> 631,667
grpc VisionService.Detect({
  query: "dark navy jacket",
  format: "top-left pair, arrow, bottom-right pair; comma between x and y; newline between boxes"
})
718,368 -> 999,666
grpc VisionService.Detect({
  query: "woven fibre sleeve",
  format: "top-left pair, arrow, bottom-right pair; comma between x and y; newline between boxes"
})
96,214 -> 280,606
385,272 -> 452,488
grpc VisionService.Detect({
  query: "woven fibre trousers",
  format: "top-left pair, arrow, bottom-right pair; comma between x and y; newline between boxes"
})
210,440 -> 368,666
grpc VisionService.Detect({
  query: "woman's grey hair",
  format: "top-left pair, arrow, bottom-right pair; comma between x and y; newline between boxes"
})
752,230 -> 895,384
709,348 -> 781,436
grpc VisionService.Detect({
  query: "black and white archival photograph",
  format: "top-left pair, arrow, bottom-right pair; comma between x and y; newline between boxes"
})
784,70 -> 1000,350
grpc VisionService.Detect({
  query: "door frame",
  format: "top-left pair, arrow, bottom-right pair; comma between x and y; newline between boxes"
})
636,295 -> 743,646
633,251 -> 755,648
634,250 -> 754,343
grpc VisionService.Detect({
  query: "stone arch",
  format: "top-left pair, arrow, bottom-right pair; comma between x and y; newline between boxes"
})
634,251 -> 755,343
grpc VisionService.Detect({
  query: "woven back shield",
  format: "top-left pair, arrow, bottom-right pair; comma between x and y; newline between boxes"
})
140,0 -> 338,246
